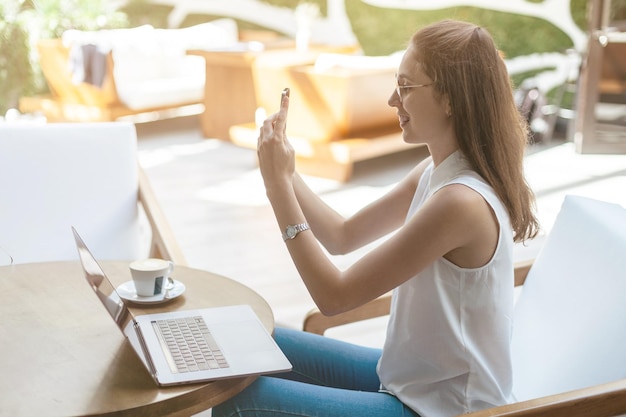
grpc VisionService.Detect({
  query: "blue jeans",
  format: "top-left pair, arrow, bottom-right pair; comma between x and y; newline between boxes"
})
212,327 -> 419,417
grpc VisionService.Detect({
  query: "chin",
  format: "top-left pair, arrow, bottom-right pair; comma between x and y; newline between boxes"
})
402,130 -> 421,144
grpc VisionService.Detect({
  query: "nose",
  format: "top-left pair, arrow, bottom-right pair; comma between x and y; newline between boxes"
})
388,88 -> 401,108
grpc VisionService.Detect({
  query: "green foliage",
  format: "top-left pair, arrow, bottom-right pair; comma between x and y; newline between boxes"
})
0,0 -> 129,114
22,0 -> 128,38
0,11 -> 34,114
570,0 -> 589,29
123,0 -> 171,28
345,1 -> 579,57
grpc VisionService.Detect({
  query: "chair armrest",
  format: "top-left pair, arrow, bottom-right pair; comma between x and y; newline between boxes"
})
137,167 -> 188,266
302,259 -> 535,335
460,378 -> 626,417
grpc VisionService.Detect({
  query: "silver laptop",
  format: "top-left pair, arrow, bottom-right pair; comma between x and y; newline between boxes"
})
72,227 -> 292,386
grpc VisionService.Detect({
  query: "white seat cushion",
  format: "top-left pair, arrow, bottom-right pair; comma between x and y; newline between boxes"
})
115,56 -> 205,110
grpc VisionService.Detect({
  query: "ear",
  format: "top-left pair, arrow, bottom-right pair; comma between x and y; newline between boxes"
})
443,95 -> 452,118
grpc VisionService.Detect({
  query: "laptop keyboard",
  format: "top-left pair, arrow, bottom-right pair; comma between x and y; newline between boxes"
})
154,316 -> 230,373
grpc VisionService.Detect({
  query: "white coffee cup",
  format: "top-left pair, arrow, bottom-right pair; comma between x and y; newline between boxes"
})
129,258 -> 174,297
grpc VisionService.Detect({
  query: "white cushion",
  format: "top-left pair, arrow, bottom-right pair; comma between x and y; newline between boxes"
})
111,19 -> 238,78
112,27 -> 184,82
0,122 -> 142,264
511,195 -> 626,401
116,56 -> 205,110
64,19 -> 239,109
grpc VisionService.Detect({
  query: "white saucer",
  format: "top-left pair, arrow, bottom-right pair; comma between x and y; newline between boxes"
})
117,279 -> 186,304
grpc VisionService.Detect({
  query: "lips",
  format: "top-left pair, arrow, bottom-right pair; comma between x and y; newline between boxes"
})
398,115 -> 410,127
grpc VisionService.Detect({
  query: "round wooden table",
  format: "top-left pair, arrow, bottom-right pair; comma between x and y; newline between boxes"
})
0,261 -> 275,417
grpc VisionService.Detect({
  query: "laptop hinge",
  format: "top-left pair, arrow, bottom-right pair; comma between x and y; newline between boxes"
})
134,320 -> 158,378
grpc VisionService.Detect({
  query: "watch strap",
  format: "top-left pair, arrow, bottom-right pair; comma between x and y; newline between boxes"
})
282,223 -> 310,241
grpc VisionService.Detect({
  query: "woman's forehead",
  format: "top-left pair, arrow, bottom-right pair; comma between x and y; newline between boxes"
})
398,54 -> 425,79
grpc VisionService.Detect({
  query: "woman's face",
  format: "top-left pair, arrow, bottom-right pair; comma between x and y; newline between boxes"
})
388,47 -> 451,146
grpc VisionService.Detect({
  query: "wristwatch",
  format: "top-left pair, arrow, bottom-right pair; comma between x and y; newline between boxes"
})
282,223 -> 310,241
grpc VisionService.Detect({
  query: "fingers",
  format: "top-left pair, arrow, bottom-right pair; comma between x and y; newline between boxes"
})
257,88 -> 290,147
274,88 -> 289,136
257,115 -> 273,147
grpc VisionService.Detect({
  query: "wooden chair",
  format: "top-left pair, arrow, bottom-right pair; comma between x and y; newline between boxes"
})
304,195 -> 626,416
0,122 -> 186,266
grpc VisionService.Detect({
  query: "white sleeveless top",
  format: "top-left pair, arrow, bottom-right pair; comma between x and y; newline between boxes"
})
377,151 -> 514,417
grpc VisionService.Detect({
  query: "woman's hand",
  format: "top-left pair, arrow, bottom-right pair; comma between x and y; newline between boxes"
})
257,88 -> 295,195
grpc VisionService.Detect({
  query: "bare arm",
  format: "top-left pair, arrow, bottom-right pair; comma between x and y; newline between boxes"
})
292,159 -> 429,255
258,91 -> 497,316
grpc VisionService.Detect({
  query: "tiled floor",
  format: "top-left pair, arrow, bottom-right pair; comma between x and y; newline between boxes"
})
135,115 -> 626,349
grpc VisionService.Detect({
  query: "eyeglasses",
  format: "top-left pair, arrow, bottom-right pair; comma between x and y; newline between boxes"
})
395,75 -> 432,102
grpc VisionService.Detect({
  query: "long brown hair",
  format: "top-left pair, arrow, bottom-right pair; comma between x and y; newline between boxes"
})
409,19 -> 539,242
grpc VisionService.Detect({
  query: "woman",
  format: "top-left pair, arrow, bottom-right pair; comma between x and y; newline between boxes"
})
213,19 -> 539,417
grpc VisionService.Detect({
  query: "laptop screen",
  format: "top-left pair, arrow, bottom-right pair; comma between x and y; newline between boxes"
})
72,227 -> 134,333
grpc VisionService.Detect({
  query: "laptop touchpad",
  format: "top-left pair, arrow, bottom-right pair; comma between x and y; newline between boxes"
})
212,321 -> 276,353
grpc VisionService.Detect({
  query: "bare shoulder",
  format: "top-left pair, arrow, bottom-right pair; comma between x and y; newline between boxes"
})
428,183 -> 495,225
436,182 -> 488,207
426,184 -> 499,267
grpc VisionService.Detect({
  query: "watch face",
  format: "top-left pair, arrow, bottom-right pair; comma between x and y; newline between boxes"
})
286,225 -> 297,238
